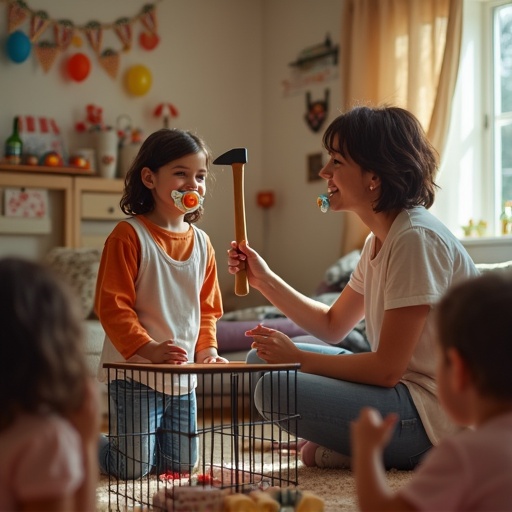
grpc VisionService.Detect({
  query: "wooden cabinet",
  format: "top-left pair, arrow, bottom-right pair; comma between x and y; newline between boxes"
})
0,166 -> 124,249
73,176 -> 125,248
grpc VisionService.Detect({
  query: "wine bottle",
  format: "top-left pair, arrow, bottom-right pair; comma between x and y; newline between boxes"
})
4,116 -> 23,165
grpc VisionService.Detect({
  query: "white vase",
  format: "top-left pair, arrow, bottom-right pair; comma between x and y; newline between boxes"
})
94,130 -> 118,179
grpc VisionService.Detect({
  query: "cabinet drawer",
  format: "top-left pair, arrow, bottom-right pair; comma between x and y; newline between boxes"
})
81,192 -> 125,220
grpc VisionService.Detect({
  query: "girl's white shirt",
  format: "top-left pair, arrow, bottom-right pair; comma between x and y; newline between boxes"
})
98,217 -> 207,395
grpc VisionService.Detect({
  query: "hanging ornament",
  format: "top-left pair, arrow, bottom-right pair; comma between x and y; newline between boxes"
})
34,41 -> 59,73
98,48 -> 120,79
139,30 -> 159,51
29,10 -> 50,42
72,33 -> 83,47
66,52 -> 91,82
54,19 -> 75,51
5,30 -> 31,63
153,103 -> 179,128
125,64 -> 152,96
140,4 -> 158,35
114,17 -> 133,51
84,20 -> 103,54
8,0 -> 29,33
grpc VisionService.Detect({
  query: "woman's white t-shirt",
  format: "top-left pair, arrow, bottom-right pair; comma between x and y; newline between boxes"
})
349,207 -> 479,444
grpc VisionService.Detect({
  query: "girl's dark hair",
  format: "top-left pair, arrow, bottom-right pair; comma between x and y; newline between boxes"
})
0,257 -> 88,431
322,105 -> 439,212
436,272 -> 512,400
121,128 -> 212,224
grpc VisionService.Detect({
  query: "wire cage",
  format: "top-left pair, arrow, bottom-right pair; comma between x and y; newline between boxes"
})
103,361 -> 300,511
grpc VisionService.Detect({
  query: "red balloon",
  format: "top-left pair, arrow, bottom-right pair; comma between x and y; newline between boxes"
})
67,53 -> 91,82
139,31 -> 160,50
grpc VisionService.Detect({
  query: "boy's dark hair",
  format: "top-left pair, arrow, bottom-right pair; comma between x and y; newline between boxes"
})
437,272 -> 512,400
322,105 -> 439,212
121,128 -> 212,223
0,257 -> 88,430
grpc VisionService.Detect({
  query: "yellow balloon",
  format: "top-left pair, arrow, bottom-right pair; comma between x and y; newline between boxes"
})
125,65 -> 152,96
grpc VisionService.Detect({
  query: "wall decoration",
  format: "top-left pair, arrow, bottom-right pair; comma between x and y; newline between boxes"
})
34,40 -> 59,72
139,30 -> 159,50
4,188 -> 49,218
153,102 -> 179,128
5,29 -> 31,62
17,115 -> 67,160
307,152 -> 324,182
2,0 -> 161,80
304,89 -> 329,133
125,64 -> 152,96
66,52 -> 91,82
282,34 -> 339,97
98,48 -> 120,79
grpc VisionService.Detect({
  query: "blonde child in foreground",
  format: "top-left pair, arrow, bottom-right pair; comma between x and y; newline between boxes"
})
0,257 -> 100,512
352,271 -> 512,511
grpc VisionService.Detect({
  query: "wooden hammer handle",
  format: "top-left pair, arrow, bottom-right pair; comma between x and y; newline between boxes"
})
232,163 -> 249,296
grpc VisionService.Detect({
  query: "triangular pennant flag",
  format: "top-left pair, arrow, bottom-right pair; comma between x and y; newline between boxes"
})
54,19 -> 75,51
98,49 -> 120,79
139,4 -> 157,35
8,0 -> 29,33
30,10 -> 51,42
84,21 -> 103,54
34,42 -> 60,73
114,17 -> 133,51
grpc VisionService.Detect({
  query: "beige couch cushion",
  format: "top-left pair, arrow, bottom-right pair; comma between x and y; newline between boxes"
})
45,247 -> 101,319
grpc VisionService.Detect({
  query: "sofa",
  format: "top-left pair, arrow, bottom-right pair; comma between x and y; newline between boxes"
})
45,246 -> 512,416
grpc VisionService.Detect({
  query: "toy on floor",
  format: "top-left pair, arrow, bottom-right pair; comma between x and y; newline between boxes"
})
171,189 -> 204,213
316,194 -> 330,213
152,486 -> 325,511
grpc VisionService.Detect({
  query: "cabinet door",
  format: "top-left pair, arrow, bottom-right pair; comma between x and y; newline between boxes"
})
81,192 -> 125,220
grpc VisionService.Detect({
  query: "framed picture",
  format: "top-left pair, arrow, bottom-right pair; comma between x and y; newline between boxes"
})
307,152 -> 323,181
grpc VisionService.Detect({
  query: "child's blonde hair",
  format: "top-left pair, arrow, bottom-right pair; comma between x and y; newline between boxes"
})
0,257 -> 89,430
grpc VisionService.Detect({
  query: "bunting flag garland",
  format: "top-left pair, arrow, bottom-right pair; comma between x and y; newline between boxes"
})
98,48 -> 120,79
3,0 -> 161,75
84,21 -> 102,54
34,41 -> 60,72
8,0 -> 28,32
54,19 -> 75,51
114,17 -> 132,51
29,10 -> 50,42
139,4 -> 157,35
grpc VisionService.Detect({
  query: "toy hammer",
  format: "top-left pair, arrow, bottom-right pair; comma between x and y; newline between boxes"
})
213,148 -> 249,296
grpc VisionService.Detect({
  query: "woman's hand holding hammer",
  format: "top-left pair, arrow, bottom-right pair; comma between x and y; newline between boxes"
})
227,240 -> 271,292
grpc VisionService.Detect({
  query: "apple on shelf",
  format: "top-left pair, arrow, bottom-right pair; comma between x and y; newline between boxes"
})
39,151 -> 63,167
69,154 -> 90,169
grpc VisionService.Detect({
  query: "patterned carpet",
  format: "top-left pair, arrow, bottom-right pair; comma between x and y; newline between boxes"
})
95,455 -> 413,511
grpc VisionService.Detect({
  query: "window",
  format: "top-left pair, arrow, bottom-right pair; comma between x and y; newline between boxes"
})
492,2 -> 512,231
434,0 -> 512,238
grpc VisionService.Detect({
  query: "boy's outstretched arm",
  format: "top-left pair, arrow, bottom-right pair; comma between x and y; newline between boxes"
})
351,407 -> 417,512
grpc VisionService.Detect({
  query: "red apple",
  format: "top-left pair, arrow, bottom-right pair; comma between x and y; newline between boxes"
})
69,155 -> 89,169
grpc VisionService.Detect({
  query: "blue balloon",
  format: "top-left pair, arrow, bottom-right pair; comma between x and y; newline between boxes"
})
6,31 -> 31,63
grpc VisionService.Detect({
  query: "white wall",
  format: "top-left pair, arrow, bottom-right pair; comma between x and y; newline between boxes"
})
261,0 -> 345,298
0,0 -> 264,309
0,0 -> 345,310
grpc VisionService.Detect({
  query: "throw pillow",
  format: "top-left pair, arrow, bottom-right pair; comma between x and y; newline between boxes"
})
45,247 -> 101,319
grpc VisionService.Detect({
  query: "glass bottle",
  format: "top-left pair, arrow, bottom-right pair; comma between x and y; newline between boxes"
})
4,116 -> 23,165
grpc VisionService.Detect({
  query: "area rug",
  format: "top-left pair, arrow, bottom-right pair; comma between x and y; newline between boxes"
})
95,456 -> 413,511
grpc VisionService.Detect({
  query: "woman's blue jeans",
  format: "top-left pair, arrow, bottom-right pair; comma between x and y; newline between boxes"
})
247,341 -> 432,470
99,379 -> 198,479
